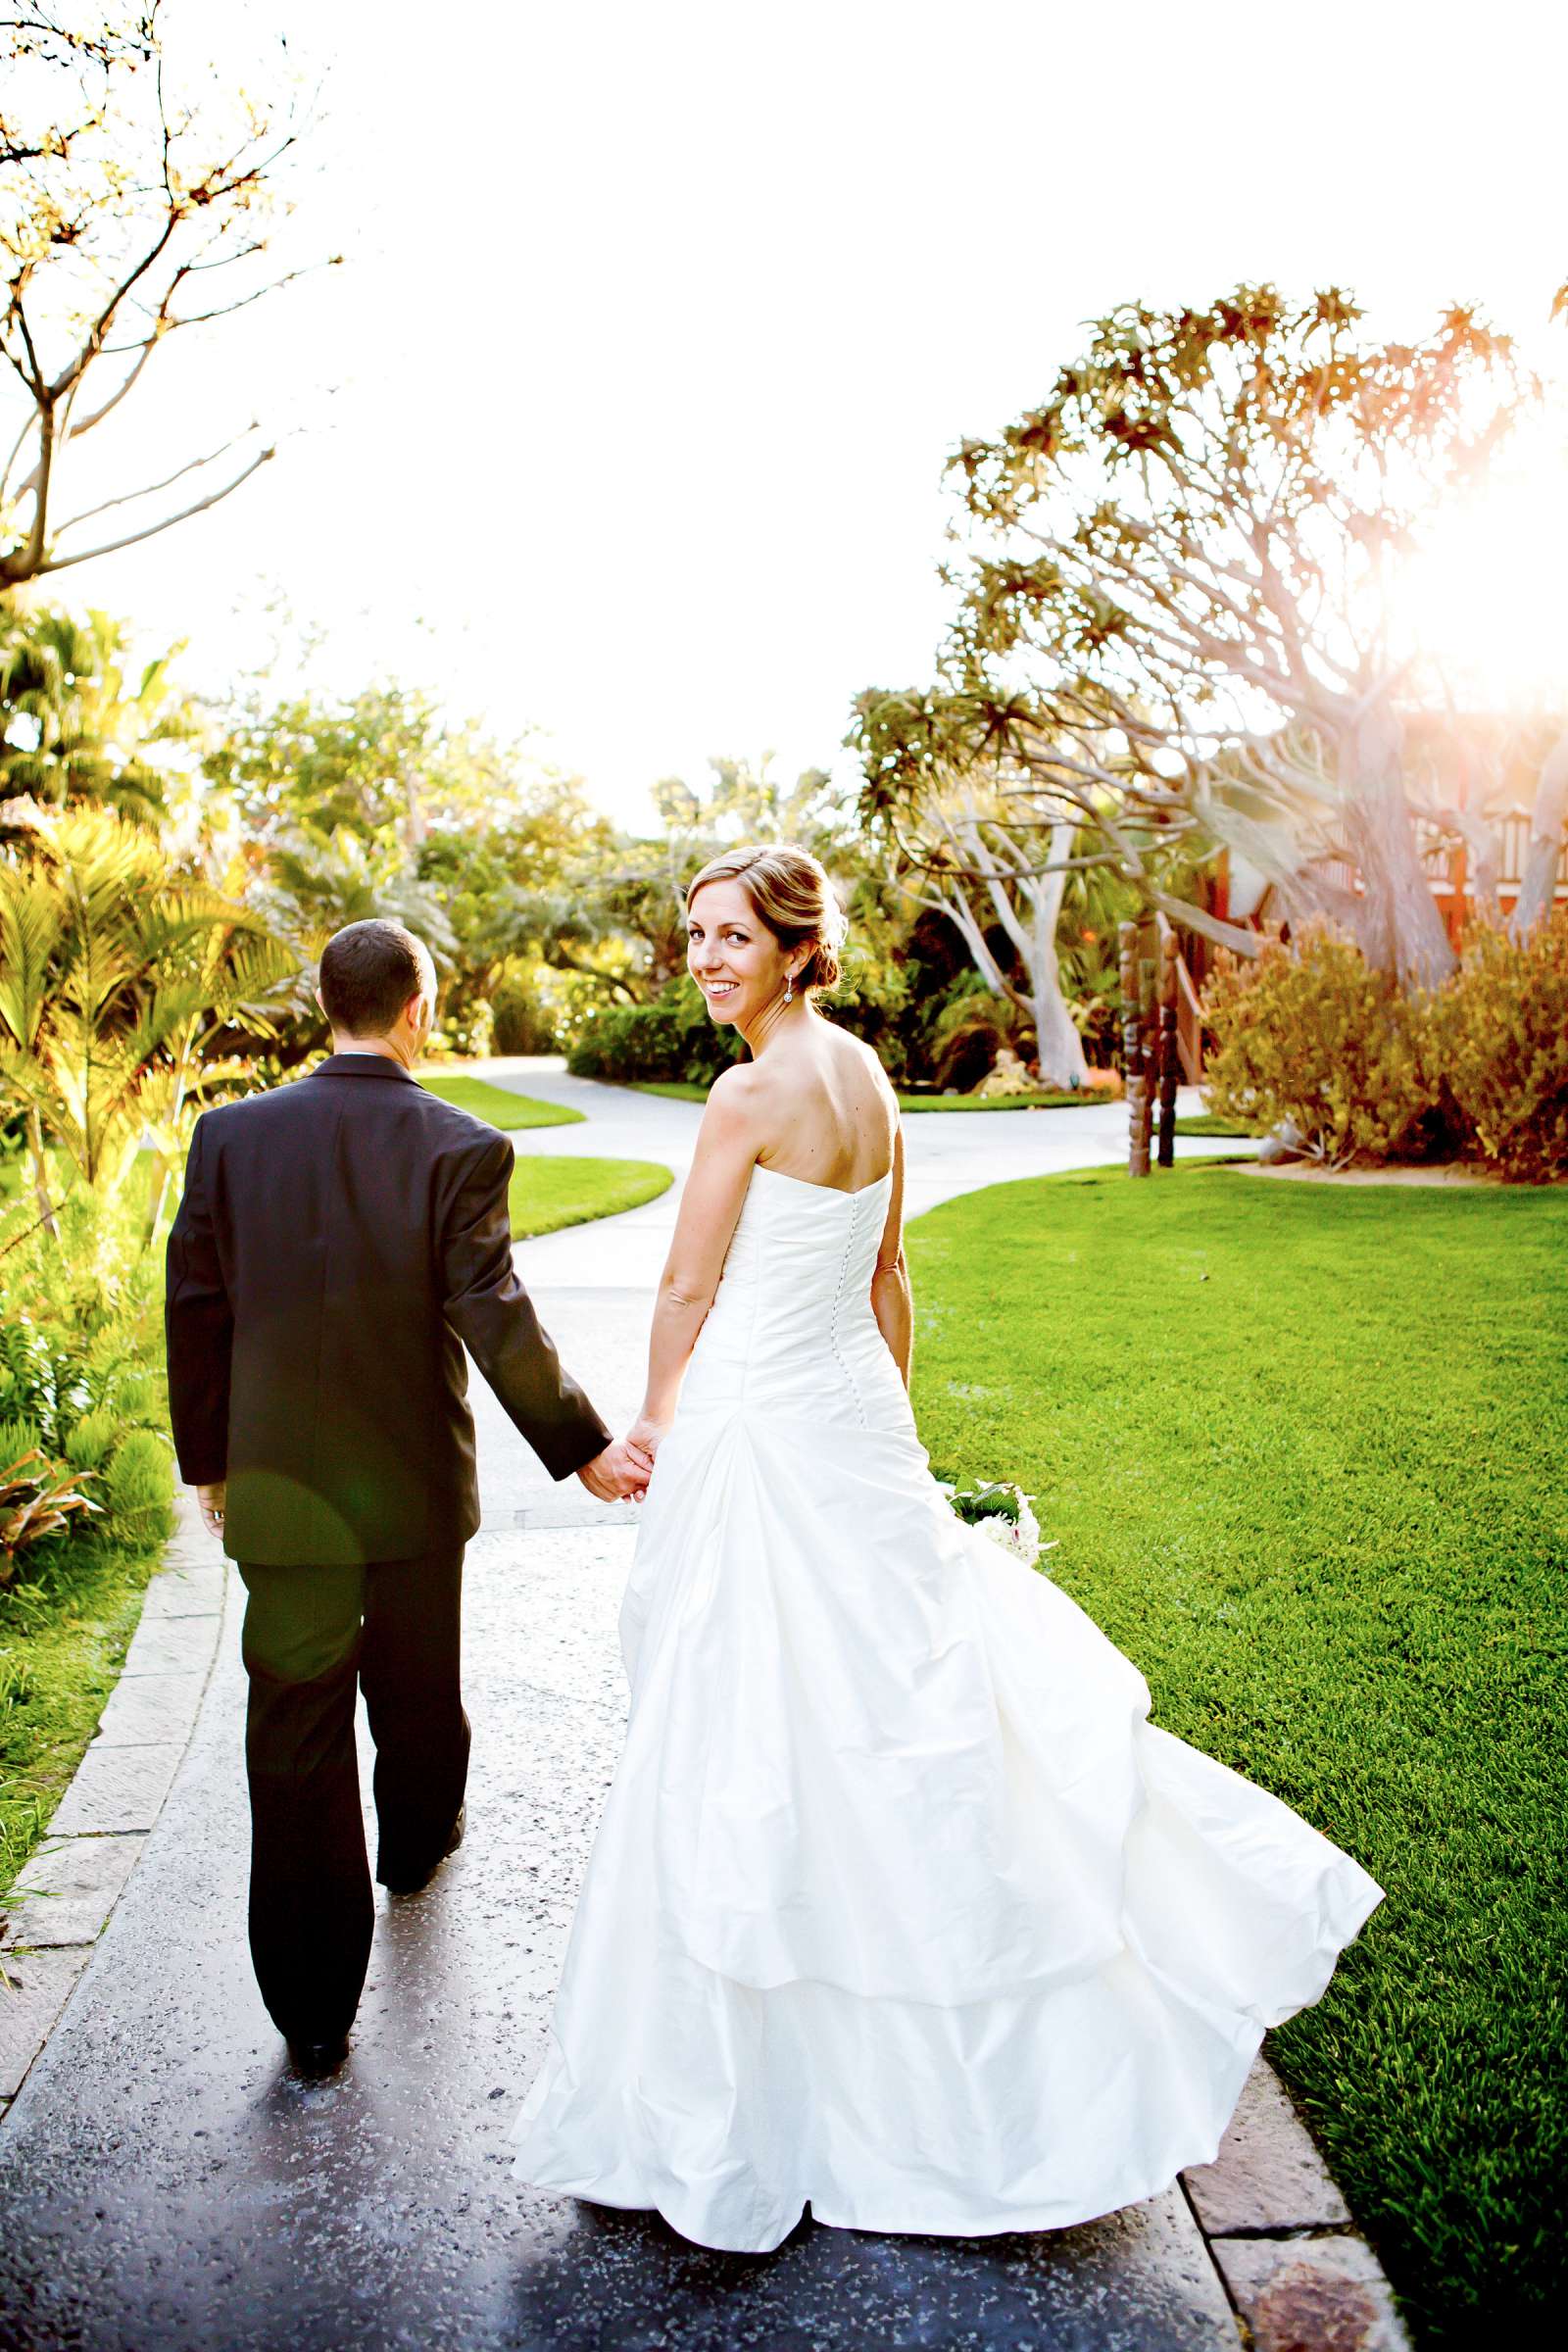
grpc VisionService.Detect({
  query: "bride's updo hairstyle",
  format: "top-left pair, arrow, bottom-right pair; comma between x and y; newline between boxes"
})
685,845 -> 848,995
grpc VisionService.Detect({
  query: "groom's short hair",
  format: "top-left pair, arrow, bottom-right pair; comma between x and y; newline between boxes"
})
319,919 -> 434,1037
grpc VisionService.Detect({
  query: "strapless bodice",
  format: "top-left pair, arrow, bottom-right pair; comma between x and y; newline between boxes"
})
678,1162 -> 911,1431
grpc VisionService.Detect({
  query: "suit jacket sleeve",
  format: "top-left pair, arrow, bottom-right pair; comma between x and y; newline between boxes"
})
441,1130 -> 612,1481
165,1114 -> 234,1485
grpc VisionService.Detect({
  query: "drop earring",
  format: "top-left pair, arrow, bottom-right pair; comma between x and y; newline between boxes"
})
785,971 -> 795,1004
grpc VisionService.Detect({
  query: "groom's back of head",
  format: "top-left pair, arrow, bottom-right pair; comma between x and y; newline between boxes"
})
319,918 -> 434,1040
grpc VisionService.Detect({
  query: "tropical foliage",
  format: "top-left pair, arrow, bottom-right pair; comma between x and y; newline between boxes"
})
1203,912 -> 1568,1179
0,1190 -> 173,1595
0,802 -> 296,1226
856,286 -> 1565,1000
0,606 -> 193,830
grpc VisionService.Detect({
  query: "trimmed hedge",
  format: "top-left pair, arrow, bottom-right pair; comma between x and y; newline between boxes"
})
566,974 -> 747,1087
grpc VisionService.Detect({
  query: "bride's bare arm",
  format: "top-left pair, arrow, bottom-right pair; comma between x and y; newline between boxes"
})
635,1069 -> 763,1436
870,1124 -> 912,1387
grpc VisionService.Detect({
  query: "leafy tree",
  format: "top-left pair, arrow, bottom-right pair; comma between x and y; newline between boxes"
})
861,288 -> 1528,988
414,781 -> 612,1050
857,760 -> 1091,1086
502,758 -> 814,1019
0,803 -> 296,1230
250,822 -> 455,1036
1,602 -> 192,826
209,684 -> 468,853
653,754 -> 858,863
1,1 -> 329,592
204,682 -> 600,1052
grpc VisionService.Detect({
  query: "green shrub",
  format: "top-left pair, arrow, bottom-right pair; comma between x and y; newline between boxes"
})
490,964 -> 559,1055
101,1430 -> 173,1552
64,1408 -> 118,1470
0,1192 -> 169,1585
0,1417 -> 41,1467
1202,925 -> 1459,1166
566,974 -> 747,1086
1203,915 -> 1568,1182
1429,911 -> 1568,1183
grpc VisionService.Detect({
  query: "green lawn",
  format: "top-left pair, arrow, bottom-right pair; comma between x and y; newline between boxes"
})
419,1080 -> 670,1235
906,1164 -> 1565,2343
1,1543 -> 161,1904
628,1079 -> 1112,1111
417,1072 -> 582,1128
1172,1109 -> 1258,1137
507,1153 -> 671,1238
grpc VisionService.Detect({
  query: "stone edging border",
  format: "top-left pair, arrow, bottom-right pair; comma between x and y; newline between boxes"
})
0,1488 -> 227,2121
1179,2055 -> 1411,2346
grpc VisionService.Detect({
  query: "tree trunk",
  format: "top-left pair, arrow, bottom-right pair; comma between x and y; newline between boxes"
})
1021,848 -> 1089,1088
923,826 -> 1089,1086
1509,727 -> 1568,941
1029,975 -> 1090,1087
1341,699 -> 1457,987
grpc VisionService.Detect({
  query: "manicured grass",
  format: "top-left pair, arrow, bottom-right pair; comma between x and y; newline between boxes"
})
1173,1109 -> 1258,1137
627,1079 -> 1113,1111
906,1165 -> 1566,2346
418,1084 -> 670,1234
417,1072 -> 582,1129
507,1153 -> 671,1238
0,1542 -> 162,1904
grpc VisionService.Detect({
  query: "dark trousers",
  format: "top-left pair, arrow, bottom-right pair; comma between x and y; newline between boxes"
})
237,1544 -> 469,2044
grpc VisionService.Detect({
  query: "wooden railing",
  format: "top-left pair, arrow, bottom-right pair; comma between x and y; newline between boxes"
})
1173,946 -> 1205,1084
1154,913 -> 1206,1085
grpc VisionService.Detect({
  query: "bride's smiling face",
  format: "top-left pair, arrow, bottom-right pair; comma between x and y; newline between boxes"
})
687,879 -> 800,1026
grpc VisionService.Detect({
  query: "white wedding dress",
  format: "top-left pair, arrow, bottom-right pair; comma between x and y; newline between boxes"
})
511,1160 -> 1383,2253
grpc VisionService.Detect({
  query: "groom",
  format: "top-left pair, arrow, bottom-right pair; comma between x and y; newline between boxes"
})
165,917 -> 648,2070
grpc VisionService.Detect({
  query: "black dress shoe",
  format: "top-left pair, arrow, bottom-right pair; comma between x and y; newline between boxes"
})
381,1804 -> 466,1897
286,2032 -> 350,2075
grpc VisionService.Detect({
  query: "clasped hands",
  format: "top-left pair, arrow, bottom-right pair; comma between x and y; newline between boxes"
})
576,1413 -> 667,1504
194,1430 -> 666,1528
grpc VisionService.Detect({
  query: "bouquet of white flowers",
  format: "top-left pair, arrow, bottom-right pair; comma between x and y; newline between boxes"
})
934,1475 -> 1054,1572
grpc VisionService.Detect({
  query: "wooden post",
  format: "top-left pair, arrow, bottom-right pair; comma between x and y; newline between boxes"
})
1120,919 -> 1150,1178
1147,950 -> 1161,1171
1157,926 -> 1179,1169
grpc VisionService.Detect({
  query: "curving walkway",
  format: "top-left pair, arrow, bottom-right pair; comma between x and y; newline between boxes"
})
0,1071 -> 1406,2351
468,1061 -> 1236,1525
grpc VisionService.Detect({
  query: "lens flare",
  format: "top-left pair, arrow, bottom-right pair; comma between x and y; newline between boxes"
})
1394,418 -> 1568,711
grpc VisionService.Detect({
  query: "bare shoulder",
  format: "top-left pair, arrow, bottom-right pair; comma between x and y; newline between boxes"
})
701,1059 -> 767,1141
833,1027 -> 900,1130
709,1059 -> 759,1101
851,1030 -> 899,1102
705,1060 -> 764,1120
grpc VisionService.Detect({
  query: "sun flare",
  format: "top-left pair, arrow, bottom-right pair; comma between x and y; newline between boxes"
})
1393,420 -> 1568,710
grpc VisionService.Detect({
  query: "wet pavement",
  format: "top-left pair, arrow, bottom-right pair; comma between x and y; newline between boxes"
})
0,1071 -> 1253,2351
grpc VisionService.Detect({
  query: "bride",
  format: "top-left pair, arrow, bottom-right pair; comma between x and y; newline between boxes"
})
511,844 -> 1382,2254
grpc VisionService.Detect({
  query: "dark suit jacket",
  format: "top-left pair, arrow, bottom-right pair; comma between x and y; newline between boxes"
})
165,1055 -> 612,1565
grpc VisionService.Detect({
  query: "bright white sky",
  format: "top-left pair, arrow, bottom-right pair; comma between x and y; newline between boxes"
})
30,0 -> 1568,831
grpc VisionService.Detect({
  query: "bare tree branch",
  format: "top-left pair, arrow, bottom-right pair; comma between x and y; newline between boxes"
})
52,424 -> 261,536
1,4 -> 315,592
28,441 -> 273,576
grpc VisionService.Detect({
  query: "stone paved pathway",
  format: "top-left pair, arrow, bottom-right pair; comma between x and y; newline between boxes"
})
0,1072 -> 1406,2349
